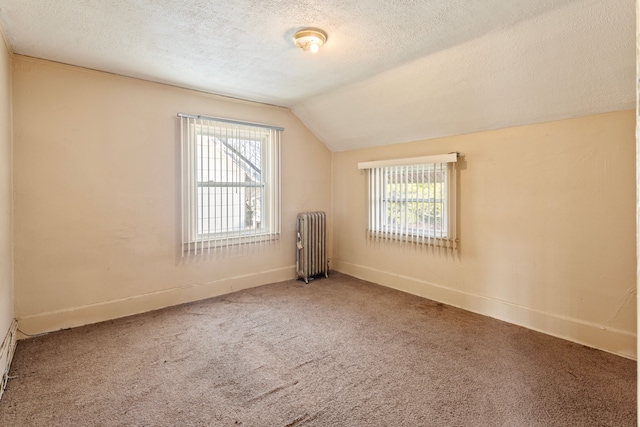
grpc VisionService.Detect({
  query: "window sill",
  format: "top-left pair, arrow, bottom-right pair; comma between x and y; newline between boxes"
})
368,230 -> 457,248
183,233 -> 280,253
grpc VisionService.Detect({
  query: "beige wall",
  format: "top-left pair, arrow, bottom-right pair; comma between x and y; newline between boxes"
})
0,26 -> 13,381
332,111 -> 637,359
12,56 -> 332,334
635,0 -> 639,404
0,25 -> 12,334
0,21 -> 15,405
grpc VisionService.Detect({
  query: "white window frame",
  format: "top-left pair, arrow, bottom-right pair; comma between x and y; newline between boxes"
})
358,154 -> 458,249
180,114 -> 282,255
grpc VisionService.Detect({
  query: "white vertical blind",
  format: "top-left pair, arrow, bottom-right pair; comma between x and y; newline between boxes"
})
360,154 -> 458,249
180,114 -> 282,255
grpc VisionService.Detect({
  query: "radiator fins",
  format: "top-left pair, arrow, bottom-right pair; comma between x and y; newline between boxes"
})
296,211 -> 329,284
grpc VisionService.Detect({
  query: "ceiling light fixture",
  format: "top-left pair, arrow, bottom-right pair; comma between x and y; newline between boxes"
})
293,28 -> 327,54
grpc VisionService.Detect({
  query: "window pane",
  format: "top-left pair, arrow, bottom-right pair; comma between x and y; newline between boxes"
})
182,116 -> 281,254
195,128 -> 265,237
380,164 -> 447,238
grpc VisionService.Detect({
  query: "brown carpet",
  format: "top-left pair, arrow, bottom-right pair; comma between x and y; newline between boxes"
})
0,273 -> 636,426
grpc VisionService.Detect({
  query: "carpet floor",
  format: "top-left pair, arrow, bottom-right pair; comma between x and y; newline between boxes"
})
0,272 -> 636,426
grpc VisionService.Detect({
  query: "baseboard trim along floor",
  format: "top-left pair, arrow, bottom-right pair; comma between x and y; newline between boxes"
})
332,259 -> 636,360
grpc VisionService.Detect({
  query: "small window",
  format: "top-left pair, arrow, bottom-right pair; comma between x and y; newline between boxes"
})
180,114 -> 282,254
359,154 -> 458,249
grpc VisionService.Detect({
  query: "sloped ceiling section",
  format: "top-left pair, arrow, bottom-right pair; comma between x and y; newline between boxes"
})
0,0 -> 634,152
292,0 -> 635,151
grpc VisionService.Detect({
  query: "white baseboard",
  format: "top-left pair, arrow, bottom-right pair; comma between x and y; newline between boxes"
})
0,319 -> 18,401
332,259 -> 636,360
17,266 -> 296,338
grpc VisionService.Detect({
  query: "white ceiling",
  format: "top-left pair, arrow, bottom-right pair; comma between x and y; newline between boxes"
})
0,0 -> 634,152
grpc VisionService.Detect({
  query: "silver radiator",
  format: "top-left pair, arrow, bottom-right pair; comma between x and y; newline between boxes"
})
296,211 -> 329,283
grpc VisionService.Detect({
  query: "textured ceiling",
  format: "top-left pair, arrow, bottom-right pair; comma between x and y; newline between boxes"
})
0,0 -> 634,151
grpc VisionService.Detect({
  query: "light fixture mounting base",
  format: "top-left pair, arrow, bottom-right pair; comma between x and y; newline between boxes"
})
293,28 -> 327,52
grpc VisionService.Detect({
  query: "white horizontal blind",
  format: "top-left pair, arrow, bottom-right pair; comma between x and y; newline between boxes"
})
361,155 -> 458,249
180,114 -> 282,255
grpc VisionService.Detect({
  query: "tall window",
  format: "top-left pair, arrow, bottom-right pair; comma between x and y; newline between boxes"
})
358,154 -> 458,249
180,114 -> 282,255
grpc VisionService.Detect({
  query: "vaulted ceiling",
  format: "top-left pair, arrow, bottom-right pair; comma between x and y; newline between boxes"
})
0,0 -> 634,151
